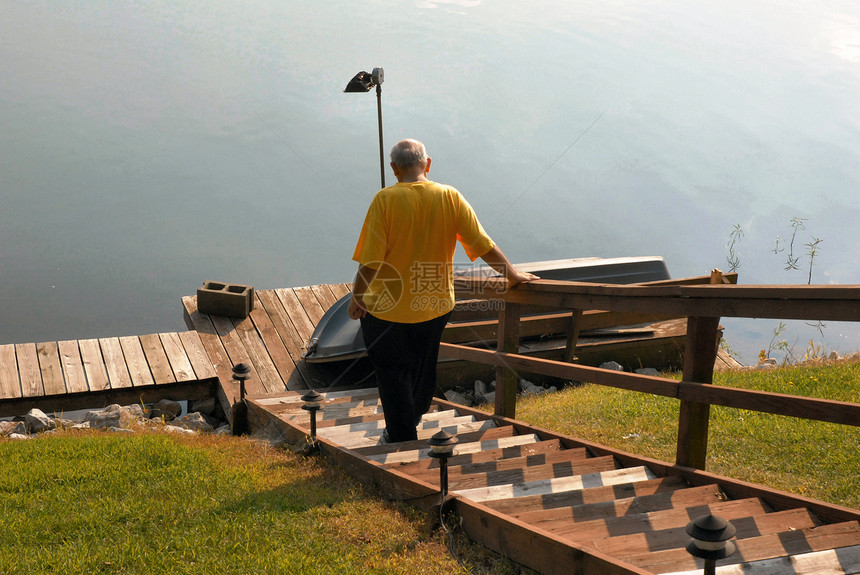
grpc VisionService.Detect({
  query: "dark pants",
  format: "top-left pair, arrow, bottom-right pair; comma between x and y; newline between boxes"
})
360,311 -> 452,442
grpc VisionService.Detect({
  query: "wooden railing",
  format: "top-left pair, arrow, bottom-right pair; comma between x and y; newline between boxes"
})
441,272 -> 860,470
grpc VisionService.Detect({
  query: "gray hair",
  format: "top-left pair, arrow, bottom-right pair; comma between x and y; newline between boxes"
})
390,139 -> 428,168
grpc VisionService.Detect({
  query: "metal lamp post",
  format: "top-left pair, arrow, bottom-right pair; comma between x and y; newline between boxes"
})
427,429 -> 458,498
685,514 -> 737,575
231,363 -> 251,436
301,389 -> 323,442
344,67 -> 386,189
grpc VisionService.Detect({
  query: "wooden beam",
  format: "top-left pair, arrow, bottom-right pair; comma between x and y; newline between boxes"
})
675,316 -> 721,469
494,302 -> 521,418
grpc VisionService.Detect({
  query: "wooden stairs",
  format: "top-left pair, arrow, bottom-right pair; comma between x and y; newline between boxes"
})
248,387 -> 860,575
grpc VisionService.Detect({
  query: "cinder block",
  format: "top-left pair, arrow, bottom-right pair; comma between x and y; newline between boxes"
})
197,281 -> 254,318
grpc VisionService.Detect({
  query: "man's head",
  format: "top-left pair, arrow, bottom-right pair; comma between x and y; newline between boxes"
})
390,139 -> 431,182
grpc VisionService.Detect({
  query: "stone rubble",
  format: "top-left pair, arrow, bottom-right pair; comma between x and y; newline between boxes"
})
446,360 -> 657,408
0,401 -> 231,440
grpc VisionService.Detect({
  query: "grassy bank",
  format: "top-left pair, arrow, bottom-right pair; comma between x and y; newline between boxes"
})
515,360 -> 860,510
0,432 -> 527,575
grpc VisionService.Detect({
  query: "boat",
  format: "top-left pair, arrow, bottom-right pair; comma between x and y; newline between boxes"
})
302,256 -> 672,364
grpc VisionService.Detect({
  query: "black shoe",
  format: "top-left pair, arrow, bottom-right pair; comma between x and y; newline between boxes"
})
381,429 -> 392,444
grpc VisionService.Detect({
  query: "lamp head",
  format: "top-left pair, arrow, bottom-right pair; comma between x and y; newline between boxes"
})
344,67 -> 384,92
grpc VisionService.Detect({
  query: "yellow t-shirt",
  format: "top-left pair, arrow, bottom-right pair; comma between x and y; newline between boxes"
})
352,181 -> 495,323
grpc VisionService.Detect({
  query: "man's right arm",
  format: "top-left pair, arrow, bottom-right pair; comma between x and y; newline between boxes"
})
479,245 -> 538,286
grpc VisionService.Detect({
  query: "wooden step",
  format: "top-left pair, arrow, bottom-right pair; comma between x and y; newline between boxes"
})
481,475 -> 691,515
449,455 -> 618,491
592,507 -> 820,559
551,497 -> 770,541
658,544 -> 860,575
318,411 -> 471,438
389,438 -> 566,475
324,418 -> 498,449
402,444 -> 586,482
454,465 -> 659,503
362,432 -> 542,465
512,483 -> 726,525
634,520 -> 860,573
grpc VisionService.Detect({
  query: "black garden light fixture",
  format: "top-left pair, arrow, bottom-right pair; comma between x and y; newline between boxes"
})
231,363 -> 252,436
344,67 -> 386,189
427,429 -> 458,498
685,514 -> 737,575
301,389 -> 324,442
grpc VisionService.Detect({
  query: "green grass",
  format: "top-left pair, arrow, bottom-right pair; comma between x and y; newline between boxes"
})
515,361 -> 860,510
0,432 -> 530,575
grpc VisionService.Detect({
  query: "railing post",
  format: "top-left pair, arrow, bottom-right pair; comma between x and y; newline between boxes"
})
494,302 -> 522,418
676,315 -> 721,469
563,309 -> 584,363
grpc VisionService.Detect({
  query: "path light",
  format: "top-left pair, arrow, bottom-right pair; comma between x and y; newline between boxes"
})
232,363 -> 251,400
427,429 -> 458,498
301,389 -> 323,442
231,363 -> 252,436
344,67 -> 385,189
685,514 -> 737,575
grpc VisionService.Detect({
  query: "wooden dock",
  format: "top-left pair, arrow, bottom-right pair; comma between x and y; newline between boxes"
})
0,331 -> 216,418
246,386 -> 860,575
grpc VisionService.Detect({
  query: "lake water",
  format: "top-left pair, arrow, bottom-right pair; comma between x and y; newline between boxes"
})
2,0 -> 859,365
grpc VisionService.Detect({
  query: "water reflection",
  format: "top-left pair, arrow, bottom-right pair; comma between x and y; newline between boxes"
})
1,0 -> 858,365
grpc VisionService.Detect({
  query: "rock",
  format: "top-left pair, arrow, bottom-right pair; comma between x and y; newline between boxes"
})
0,420 -> 27,436
25,408 -> 56,433
213,424 -> 232,435
474,380 -> 488,397
172,412 -> 212,433
482,391 -> 495,405
8,433 -> 30,440
599,361 -> 624,371
444,389 -> 467,405
151,399 -> 182,421
85,404 -> 143,430
634,368 -> 660,377
164,425 -> 195,435
189,397 -> 216,417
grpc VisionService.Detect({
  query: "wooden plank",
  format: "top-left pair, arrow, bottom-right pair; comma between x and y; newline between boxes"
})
512,483 -> 725,525
631,520 -> 860,572
58,340 -> 88,394
330,283 -> 352,299
395,439 -> 567,476
292,285 -> 327,327
157,332 -> 194,382
676,315 -> 721,469
15,343 -> 43,397
452,465 -> 658,503
310,284 -> 339,312
274,288 -> 317,342
246,293 -> 300,389
208,314 -> 267,396
99,337 -> 133,389
482,476 -> 691,515
495,302 -> 521,418
36,341 -> 66,396
78,338 -> 110,391
139,333 -> 176,384
658,545 -> 860,575
448,455 -> 618,491
549,497 -> 769,541
119,336 -> 155,387
176,331 -> 216,380
595,507 -> 818,558
255,290 -> 311,388
229,313 -> 285,394
0,344 -> 21,399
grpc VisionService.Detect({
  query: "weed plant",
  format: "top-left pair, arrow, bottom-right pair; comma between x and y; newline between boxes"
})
0,432 -> 530,575
516,361 -> 860,510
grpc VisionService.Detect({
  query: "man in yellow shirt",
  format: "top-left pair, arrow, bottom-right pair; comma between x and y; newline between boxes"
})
348,139 -> 536,443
